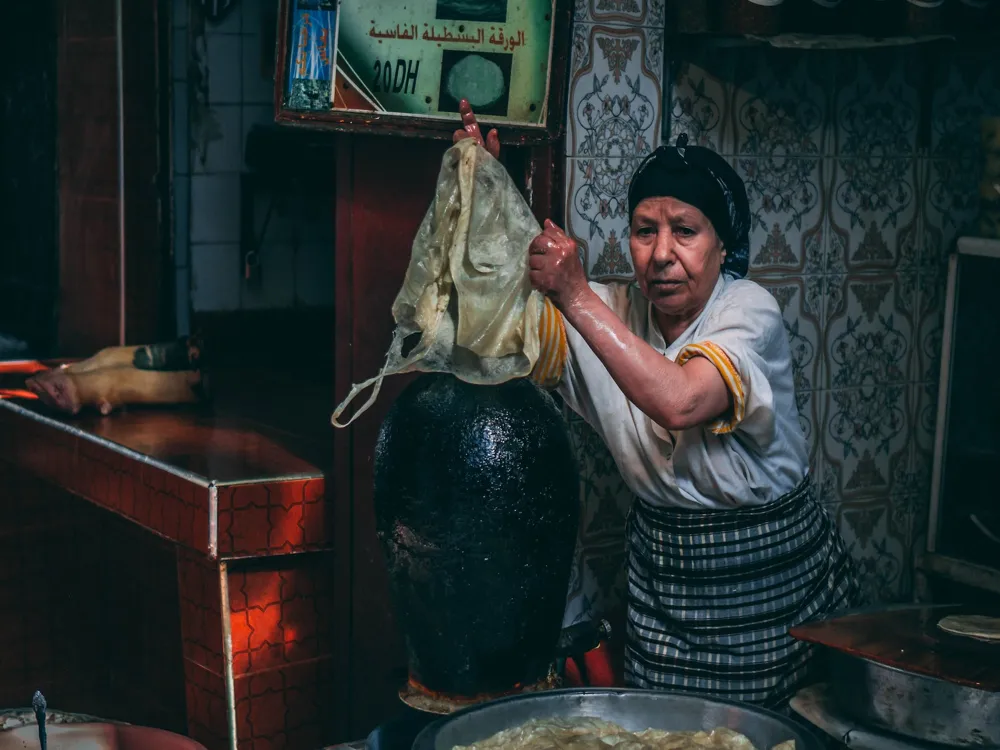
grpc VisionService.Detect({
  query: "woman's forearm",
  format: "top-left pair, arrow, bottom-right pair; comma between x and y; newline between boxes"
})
558,288 -> 725,430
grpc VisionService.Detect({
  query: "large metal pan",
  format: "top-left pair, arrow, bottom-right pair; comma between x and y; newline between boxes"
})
412,688 -> 825,750
790,603 -> 1000,748
827,651 -> 1000,748
0,723 -> 207,750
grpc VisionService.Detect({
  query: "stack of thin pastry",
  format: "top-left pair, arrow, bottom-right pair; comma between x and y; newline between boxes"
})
938,615 -> 1000,644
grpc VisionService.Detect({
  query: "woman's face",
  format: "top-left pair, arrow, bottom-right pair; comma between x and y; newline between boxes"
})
629,196 -> 725,321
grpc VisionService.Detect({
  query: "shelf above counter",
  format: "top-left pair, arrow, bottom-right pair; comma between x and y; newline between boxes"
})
917,552 -> 1000,596
956,236 -> 1000,258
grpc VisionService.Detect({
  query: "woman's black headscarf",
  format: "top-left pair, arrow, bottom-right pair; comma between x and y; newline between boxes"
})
627,134 -> 751,279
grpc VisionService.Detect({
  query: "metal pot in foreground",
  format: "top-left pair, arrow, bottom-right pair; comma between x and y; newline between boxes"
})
827,652 -> 1000,748
411,689 -> 826,750
373,374 -> 580,698
0,724 -> 206,750
790,604 -> 1000,748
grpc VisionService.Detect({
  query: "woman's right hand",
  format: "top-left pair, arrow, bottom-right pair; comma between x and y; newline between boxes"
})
528,220 -> 589,310
453,99 -> 500,160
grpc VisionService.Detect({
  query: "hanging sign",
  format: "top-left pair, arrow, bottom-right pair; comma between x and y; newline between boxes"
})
281,0 -> 560,132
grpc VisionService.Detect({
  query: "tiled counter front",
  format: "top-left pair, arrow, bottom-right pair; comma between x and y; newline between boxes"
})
178,550 -> 337,750
0,398 -> 341,750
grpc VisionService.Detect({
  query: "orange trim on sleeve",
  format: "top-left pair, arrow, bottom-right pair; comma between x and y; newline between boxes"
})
676,341 -> 745,434
530,298 -> 568,389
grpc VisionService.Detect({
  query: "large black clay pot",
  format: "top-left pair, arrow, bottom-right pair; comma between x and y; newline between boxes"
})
373,373 -> 580,696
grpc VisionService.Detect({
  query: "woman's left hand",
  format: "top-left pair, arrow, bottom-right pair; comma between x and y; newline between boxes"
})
528,220 -> 589,309
452,99 -> 500,160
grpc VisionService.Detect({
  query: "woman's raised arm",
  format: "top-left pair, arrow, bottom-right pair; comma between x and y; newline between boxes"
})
528,221 -> 732,432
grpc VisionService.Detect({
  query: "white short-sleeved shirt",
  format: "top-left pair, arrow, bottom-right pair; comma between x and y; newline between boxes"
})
558,273 -> 809,510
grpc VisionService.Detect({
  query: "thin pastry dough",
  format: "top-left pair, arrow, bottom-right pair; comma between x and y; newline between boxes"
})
938,615 -> 1000,642
454,718 -> 794,750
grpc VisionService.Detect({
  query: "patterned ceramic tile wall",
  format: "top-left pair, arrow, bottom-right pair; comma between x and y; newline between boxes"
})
562,30 -> 999,623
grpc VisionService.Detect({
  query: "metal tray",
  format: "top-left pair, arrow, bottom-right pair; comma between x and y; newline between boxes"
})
0,723 -> 207,750
828,650 -> 1000,748
412,688 -> 825,750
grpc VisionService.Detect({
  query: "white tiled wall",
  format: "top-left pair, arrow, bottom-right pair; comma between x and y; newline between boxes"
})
172,0 -> 334,330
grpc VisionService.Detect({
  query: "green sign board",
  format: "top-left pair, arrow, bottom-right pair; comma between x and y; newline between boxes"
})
284,0 -> 557,129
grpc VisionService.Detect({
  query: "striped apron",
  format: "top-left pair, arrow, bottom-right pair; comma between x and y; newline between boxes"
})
625,476 -> 859,708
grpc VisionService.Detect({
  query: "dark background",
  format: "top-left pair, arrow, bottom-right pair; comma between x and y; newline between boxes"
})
0,0 -> 59,358
435,0 -> 508,23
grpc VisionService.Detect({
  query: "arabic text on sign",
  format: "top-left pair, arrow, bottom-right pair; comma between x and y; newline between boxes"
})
420,25 -> 484,44
367,22 -> 526,50
292,11 -> 333,81
368,22 -> 419,41
487,28 -> 525,51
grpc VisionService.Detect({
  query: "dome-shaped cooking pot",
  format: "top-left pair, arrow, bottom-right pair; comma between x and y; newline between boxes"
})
374,373 -> 580,697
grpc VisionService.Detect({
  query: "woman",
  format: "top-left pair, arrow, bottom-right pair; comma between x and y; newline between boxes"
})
454,102 -> 858,709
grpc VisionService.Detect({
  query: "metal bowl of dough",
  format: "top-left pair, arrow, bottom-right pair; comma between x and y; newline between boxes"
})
412,688 -> 825,750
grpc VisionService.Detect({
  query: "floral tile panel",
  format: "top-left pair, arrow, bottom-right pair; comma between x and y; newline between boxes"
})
755,275 -> 825,395
569,415 -> 632,545
822,385 -> 912,504
888,491 -> 929,600
563,412 -> 631,626
798,388 -> 824,484
915,256 -> 948,385
570,21 -> 592,80
824,272 -> 916,390
828,159 -> 920,274
832,47 -> 919,159
833,496 -> 907,605
567,24 -> 662,159
565,156 -> 637,279
563,540 -> 628,628
902,381 -> 937,502
815,445 -> 839,508
732,47 -> 833,159
667,49 -> 735,154
737,156 -> 826,275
